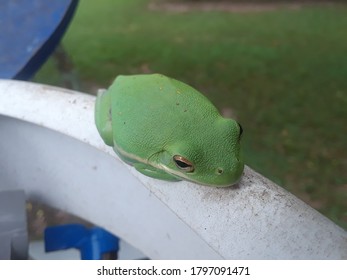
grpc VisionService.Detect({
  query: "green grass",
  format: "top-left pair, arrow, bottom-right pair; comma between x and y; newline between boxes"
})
34,0 -> 347,228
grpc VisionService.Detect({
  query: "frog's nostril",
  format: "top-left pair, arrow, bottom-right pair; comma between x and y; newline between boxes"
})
217,168 -> 224,175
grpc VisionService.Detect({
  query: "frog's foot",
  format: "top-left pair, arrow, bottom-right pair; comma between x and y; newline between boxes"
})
133,163 -> 180,182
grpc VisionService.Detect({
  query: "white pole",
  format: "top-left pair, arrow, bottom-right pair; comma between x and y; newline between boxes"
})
0,79 -> 346,259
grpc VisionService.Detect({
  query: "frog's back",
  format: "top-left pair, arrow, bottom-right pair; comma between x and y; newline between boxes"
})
109,74 -> 222,159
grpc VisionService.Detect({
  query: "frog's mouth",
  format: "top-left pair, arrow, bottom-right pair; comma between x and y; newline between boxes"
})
158,162 -> 244,188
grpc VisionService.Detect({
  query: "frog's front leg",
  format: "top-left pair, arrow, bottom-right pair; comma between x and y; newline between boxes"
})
133,163 -> 180,181
95,89 -> 114,146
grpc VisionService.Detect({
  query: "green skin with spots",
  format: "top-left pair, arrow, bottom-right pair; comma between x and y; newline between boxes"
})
95,74 -> 244,187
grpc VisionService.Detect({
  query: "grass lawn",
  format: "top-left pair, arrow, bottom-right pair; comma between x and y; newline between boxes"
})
34,0 -> 347,228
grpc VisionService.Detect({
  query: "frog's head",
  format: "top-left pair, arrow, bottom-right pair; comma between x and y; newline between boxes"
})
157,118 -> 244,187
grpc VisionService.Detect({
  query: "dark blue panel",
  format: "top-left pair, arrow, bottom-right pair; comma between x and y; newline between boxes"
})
0,0 -> 78,80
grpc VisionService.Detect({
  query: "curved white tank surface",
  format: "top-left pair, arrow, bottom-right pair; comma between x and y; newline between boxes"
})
0,79 -> 346,259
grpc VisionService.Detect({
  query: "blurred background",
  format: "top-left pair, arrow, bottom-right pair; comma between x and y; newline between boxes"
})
32,0 -> 346,229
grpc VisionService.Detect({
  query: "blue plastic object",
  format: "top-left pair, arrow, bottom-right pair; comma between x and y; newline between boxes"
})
44,224 -> 120,260
0,0 -> 79,80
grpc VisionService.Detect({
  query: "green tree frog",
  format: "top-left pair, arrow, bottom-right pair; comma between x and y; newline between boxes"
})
95,74 -> 244,187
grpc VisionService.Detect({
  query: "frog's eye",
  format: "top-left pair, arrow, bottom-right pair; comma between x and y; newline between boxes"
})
237,122 -> 243,140
173,155 -> 194,172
